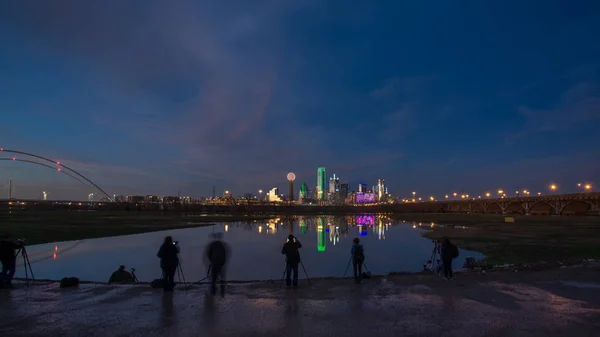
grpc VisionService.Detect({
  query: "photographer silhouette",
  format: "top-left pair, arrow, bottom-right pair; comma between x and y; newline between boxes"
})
157,236 -> 179,292
281,234 -> 302,288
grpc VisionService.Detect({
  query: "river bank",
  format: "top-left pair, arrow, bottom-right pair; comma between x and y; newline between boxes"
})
0,211 -> 276,245
3,265 -> 600,336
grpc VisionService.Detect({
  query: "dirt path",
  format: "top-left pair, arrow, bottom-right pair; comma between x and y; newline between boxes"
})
1,266 -> 600,336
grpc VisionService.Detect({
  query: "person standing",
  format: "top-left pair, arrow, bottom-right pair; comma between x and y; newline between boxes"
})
205,233 -> 229,296
281,234 -> 302,288
441,237 -> 459,280
351,238 -> 365,284
157,236 -> 179,291
0,235 -> 19,287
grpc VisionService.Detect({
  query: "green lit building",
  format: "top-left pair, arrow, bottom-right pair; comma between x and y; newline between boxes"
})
317,167 -> 326,200
300,183 -> 309,200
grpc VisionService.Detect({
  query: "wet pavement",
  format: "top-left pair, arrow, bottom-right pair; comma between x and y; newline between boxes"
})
2,266 -> 600,337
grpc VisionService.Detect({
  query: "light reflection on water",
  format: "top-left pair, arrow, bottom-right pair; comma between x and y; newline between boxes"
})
15,215 -> 482,282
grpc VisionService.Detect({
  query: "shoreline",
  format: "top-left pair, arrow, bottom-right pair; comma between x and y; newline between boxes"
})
14,259 -> 595,286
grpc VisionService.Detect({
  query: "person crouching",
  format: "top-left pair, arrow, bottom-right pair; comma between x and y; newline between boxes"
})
108,265 -> 134,284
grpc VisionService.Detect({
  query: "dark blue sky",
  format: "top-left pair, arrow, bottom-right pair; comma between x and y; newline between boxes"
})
1,0 -> 600,200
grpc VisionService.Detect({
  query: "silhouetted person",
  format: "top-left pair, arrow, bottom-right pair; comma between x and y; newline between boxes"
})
351,238 -> 365,284
281,234 -> 302,288
157,236 -> 179,291
441,237 -> 459,280
108,265 -> 134,284
0,234 -> 19,287
205,233 -> 229,296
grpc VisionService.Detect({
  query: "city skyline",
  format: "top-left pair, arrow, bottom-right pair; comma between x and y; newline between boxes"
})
1,1 -> 600,200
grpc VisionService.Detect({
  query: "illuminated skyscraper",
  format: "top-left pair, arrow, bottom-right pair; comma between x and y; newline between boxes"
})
317,167 -> 326,200
377,179 -> 385,200
358,183 -> 367,193
329,174 -> 340,193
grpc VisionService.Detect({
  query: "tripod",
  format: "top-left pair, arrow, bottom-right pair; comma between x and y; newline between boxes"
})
280,259 -> 312,288
176,257 -> 188,291
15,243 -> 35,287
424,241 -> 441,273
343,258 -> 370,280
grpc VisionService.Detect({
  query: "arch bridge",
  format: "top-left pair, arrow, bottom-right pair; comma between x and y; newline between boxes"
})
440,193 -> 600,216
0,148 -> 112,201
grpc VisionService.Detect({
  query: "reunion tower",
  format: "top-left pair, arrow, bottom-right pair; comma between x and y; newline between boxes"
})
287,172 -> 296,202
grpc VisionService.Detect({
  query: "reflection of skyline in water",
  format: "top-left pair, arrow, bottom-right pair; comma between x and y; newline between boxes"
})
219,215 -> 394,252
16,215 -> 482,282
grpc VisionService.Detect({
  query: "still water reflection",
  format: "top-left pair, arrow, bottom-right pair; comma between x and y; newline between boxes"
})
15,215 -> 483,282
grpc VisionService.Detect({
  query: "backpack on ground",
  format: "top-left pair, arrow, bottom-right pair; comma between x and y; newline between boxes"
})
150,278 -> 164,288
60,277 -> 79,288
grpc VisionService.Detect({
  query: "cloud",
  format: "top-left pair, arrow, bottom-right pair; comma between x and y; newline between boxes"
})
517,82 -> 600,132
369,76 -> 431,100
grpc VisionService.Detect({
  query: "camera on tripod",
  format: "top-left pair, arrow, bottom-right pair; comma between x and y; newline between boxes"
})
173,240 -> 179,245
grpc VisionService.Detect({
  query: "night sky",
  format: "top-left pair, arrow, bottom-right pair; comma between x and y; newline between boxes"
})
1,1 -> 600,200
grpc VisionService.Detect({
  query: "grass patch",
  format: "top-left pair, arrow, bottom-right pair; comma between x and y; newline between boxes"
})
0,211 -> 275,245
420,220 -> 600,265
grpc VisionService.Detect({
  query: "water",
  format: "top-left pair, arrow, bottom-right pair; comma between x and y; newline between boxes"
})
14,215 -> 483,282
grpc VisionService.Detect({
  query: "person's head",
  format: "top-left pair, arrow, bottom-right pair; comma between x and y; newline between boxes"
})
443,236 -> 450,244
214,233 -> 223,240
288,234 -> 295,242
353,238 -> 360,245
164,236 -> 173,245
119,265 -> 126,271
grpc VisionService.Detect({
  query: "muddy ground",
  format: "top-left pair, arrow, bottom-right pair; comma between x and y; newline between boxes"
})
2,266 -> 600,336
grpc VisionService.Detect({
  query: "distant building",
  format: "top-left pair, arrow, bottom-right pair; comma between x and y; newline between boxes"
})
267,188 -> 282,202
126,195 -> 145,203
358,183 -> 367,193
329,174 -> 340,194
340,183 -> 349,199
377,179 -> 385,201
317,167 -> 327,200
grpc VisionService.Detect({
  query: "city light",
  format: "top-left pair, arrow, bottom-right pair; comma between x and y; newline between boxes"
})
445,195 -> 449,199
538,192 -> 542,196
584,184 -> 592,191
497,189 -> 503,195
485,192 -> 490,197
549,184 -> 557,191
429,196 -> 434,201
453,192 -> 457,197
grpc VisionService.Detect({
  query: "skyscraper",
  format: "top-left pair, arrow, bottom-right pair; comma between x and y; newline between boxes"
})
329,174 -> 340,194
377,179 -> 385,200
358,183 -> 367,193
317,167 -> 326,200
340,183 -> 349,198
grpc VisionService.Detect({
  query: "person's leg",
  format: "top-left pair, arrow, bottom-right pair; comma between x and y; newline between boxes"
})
353,261 -> 358,279
292,263 -> 299,287
286,263 -> 292,287
443,259 -> 451,279
358,260 -> 363,283
211,264 -> 221,295
0,260 -> 8,285
6,259 -> 16,285
219,265 -> 226,296
447,259 -> 453,279
167,267 -> 176,290
161,268 -> 169,290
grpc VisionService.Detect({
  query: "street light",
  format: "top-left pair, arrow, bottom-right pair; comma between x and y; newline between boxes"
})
485,192 -> 490,197
549,184 -> 557,192
445,194 -> 449,199
584,184 -> 592,191
497,189 -> 503,196
429,196 -> 434,201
